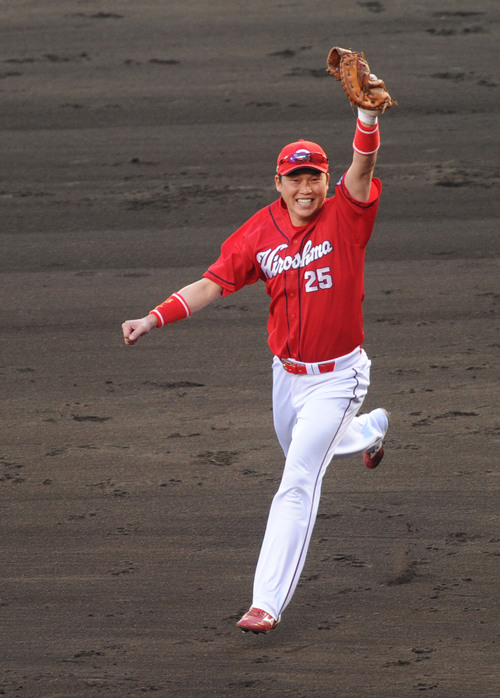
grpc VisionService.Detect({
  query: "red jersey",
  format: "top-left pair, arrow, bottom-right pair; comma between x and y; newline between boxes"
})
203,175 -> 381,362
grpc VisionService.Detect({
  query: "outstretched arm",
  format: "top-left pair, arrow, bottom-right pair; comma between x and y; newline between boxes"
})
343,108 -> 380,203
122,277 -> 222,345
176,277 -> 223,311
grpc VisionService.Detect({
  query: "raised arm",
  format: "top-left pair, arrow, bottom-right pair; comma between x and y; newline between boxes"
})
326,48 -> 395,204
343,108 -> 380,203
122,277 -> 222,345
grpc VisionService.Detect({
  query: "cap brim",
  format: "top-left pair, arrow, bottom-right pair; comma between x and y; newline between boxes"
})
278,163 -> 329,176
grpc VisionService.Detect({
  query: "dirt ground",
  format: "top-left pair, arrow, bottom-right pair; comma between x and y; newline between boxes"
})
1,1 -> 499,696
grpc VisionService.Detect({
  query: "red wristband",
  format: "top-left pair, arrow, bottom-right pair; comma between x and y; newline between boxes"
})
149,293 -> 191,328
353,119 -> 380,156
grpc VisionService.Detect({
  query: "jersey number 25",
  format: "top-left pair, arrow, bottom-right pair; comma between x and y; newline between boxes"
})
304,267 -> 333,293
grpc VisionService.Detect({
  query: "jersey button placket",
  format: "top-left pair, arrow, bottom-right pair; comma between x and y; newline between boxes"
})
287,247 -> 300,352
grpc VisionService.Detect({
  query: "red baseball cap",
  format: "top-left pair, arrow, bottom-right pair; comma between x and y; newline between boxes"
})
276,139 -> 329,176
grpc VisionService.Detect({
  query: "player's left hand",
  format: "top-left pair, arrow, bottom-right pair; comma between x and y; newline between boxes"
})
326,46 -> 397,113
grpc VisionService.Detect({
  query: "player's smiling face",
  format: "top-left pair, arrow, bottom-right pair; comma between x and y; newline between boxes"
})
275,168 -> 330,227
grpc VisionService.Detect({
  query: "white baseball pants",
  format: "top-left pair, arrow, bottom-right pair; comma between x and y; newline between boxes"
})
251,347 -> 389,622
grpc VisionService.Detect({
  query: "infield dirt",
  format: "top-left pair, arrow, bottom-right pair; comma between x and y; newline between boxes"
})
1,2 -> 499,696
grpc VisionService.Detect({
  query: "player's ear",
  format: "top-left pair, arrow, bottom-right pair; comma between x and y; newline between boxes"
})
275,174 -> 282,192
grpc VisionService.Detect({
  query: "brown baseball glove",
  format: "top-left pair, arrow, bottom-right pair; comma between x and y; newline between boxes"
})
326,46 -> 397,112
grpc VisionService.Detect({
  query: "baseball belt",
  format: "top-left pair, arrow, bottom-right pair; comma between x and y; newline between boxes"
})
280,347 -> 362,376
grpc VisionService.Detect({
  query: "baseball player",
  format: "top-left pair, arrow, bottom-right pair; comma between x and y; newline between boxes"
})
122,96 -> 391,633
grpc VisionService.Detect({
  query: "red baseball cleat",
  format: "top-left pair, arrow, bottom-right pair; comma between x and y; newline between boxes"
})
363,444 -> 384,469
237,608 -> 279,634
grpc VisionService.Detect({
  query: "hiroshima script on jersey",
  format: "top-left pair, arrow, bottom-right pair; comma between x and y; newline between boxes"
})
204,176 -> 382,362
257,239 -> 334,279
